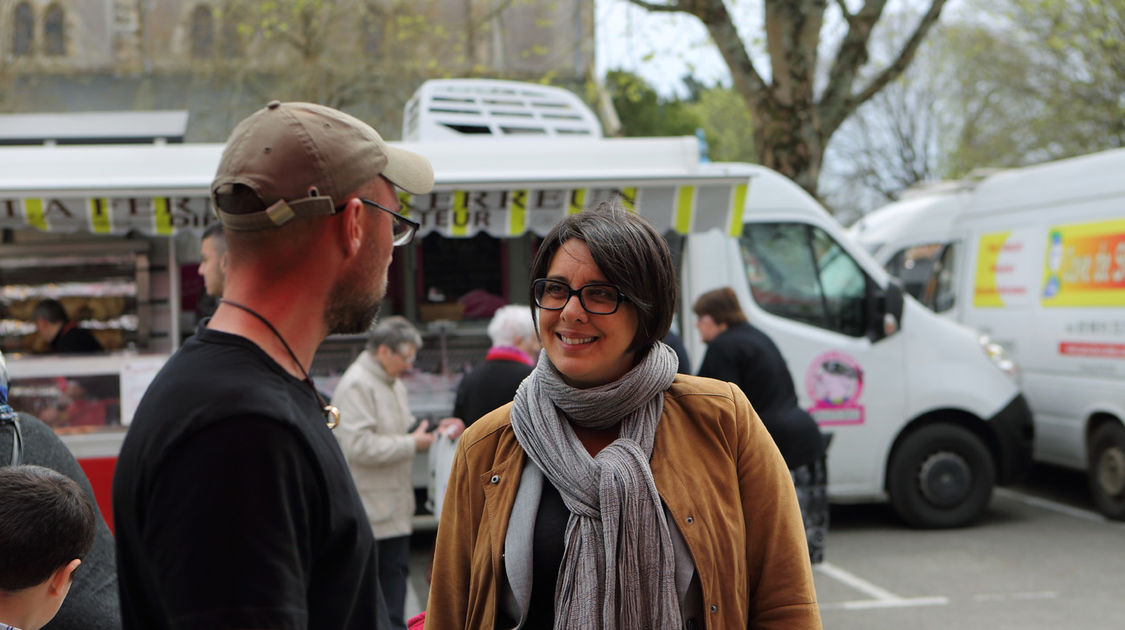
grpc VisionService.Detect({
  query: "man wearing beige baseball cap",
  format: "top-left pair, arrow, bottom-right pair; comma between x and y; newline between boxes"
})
113,101 -> 432,630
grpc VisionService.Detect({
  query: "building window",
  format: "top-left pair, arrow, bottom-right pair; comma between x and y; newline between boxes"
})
43,4 -> 66,56
221,7 -> 244,58
11,2 -> 33,57
191,5 -> 214,59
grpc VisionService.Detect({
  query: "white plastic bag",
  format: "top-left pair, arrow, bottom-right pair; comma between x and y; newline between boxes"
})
427,432 -> 459,522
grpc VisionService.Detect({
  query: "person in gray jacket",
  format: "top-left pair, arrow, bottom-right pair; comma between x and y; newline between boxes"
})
0,350 -> 121,630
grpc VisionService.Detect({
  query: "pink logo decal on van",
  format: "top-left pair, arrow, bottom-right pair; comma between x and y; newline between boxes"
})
805,351 -> 865,426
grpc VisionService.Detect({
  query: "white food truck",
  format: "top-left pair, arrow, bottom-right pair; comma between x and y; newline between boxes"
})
0,80 -> 1033,528
851,148 -> 1125,519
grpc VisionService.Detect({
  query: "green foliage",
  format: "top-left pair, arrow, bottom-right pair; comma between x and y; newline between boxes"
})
606,70 -> 699,138
603,71 -> 755,161
686,88 -> 756,163
942,0 -> 1125,176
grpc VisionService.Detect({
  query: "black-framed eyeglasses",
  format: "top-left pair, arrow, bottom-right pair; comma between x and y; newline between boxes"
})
360,198 -> 420,247
532,278 -> 629,315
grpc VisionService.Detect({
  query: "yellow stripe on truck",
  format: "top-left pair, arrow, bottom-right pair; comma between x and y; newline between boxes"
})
155,197 -> 173,235
25,198 -> 47,231
89,198 -> 112,234
728,184 -> 748,237
451,191 -> 469,237
675,186 -> 695,234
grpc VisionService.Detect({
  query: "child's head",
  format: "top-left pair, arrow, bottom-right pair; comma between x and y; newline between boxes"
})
0,465 -> 97,630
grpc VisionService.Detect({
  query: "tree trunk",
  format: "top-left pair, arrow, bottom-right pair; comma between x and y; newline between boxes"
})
754,101 -> 822,197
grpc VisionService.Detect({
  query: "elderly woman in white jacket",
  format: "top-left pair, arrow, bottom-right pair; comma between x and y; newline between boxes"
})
332,315 -> 463,630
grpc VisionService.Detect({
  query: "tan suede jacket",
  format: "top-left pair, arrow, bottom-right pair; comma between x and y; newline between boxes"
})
426,374 -> 822,629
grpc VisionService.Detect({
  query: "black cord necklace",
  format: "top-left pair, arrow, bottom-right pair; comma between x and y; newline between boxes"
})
219,298 -> 339,429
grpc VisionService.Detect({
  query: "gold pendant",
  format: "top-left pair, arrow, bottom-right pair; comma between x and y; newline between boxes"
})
324,404 -> 340,430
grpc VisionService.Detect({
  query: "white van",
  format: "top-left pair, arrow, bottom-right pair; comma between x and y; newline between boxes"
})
671,162 -> 1031,527
852,148 -> 1125,519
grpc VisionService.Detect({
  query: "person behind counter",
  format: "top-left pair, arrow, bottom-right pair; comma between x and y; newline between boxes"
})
425,202 -> 821,630
197,222 -> 229,300
193,222 -> 231,321
31,300 -> 103,354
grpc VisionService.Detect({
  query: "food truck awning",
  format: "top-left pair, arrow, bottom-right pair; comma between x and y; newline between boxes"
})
0,137 -> 749,237
0,110 -> 190,145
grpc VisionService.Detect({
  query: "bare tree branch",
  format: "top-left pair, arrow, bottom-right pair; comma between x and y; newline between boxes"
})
478,0 -> 522,23
838,0 -> 948,131
625,0 -> 769,97
626,0 -> 689,13
818,0 -> 888,134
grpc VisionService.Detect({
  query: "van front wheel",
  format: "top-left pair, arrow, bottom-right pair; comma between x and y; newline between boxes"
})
888,424 -> 995,528
1088,422 -> 1125,521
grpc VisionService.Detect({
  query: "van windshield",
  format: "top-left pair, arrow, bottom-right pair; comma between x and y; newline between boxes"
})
740,222 -> 869,337
885,242 -> 957,313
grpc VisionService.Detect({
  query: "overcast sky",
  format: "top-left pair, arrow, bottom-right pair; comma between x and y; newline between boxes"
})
595,0 -> 729,96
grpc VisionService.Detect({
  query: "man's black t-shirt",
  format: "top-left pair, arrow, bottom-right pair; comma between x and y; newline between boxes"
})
112,325 -> 388,630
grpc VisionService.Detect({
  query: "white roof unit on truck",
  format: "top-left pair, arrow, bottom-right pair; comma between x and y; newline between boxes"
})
852,147 -> 1125,520
403,79 -> 603,141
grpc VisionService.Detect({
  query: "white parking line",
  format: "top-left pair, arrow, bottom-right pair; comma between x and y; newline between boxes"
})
1011,590 -> 1058,600
824,596 -> 950,611
815,562 -> 950,610
974,591 -> 1058,603
994,487 -> 1123,526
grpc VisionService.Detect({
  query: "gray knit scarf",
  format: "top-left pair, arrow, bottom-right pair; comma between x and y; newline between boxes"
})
509,342 -> 682,630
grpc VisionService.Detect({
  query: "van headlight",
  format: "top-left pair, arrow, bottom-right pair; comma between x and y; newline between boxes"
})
979,334 -> 1019,381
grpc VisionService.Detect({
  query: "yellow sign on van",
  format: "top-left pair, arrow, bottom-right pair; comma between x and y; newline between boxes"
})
973,230 -> 1033,308
1041,218 -> 1125,307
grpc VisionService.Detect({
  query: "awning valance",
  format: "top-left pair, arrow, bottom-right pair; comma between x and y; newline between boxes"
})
0,180 -> 748,239
0,195 -> 210,236
402,179 -> 747,239
0,139 -> 751,238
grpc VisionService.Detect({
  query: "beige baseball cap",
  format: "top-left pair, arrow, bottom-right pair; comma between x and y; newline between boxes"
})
211,100 -> 433,231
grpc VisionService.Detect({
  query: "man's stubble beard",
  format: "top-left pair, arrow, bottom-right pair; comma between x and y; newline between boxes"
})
325,240 -> 389,335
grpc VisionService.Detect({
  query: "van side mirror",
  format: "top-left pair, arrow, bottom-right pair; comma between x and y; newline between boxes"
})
868,277 -> 904,341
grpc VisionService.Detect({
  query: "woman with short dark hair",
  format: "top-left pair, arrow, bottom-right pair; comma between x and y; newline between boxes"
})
426,203 -> 821,630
